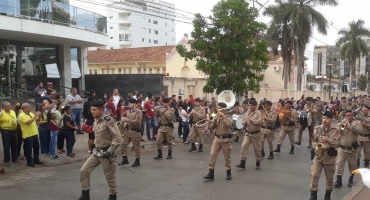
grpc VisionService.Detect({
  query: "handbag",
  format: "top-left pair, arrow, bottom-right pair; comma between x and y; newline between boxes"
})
82,123 -> 93,134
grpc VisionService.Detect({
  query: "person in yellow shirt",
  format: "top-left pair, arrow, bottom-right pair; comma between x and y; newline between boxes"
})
19,103 -> 44,167
0,101 -> 22,166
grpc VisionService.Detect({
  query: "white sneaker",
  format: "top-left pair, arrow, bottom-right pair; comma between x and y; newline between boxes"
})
195,142 -> 199,145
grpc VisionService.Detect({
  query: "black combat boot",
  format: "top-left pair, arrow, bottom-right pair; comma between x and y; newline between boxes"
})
357,159 -> 360,168
268,152 -> 274,159
153,150 -> 163,159
78,190 -> 90,200
348,174 -> 354,187
188,143 -> 197,152
255,161 -> 261,170
131,158 -> 140,167
226,169 -> 232,180
121,156 -> 129,165
289,146 -> 294,154
108,194 -> 117,200
198,144 -> 203,152
261,150 -> 265,158
295,142 -> 301,145
203,168 -> 214,180
365,160 -> 369,168
233,136 -> 239,142
324,191 -> 331,200
309,190 -> 317,200
166,150 -> 172,159
236,160 -> 246,169
274,144 -> 281,153
334,175 -> 342,188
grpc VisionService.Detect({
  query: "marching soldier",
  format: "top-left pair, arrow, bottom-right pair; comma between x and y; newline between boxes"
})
203,102 -> 233,180
334,111 -> 362,188
274,100 -> 297,154
338,97 -> 347,119
357,105 -> 370,168
188,98 -> 206,152
315,97 -> 324,125
233,101 -> 249,143
79,100 -> 122,200
153,98 -> 175,160
260,101 -> 277,159
296,97 -> 317,148
236,100 -> 263,170
120,98 -> 143,167
310,111 -> 340,200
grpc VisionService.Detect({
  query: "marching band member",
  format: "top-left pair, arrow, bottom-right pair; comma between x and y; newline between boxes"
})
274,100 -> 297,154
233,101 -> 249,143
120,99 -> 143,167
357,105 -> 370,168
153,98 -> 175,160
236,100 -> 263,170
260,101 -> 277,160
188,98 -> 206,152
315,97 -> 324,125
334,111 -> 362,188
203,102 -> 233,180
310,111 -> 340,200
337,97 -> 347,119
296,97 -> 317,148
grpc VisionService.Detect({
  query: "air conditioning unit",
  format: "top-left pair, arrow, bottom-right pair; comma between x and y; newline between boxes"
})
273,66 -> 280,71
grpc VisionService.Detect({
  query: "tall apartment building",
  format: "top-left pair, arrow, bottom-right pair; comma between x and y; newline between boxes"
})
70,0 -> 176,49
313,45 -> 345,78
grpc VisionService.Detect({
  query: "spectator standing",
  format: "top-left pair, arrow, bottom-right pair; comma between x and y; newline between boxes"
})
15,103 -> 24,161
56,103 -> 66,154
179,106 -> 189,143
19,103 -> 44,167
113,89 -> 123,111
41,82 -> 53,96
0,101 -> 22,166
144,94 -> 155,140
47,111 -> 60,159
209,97 -> 217,110
61,106 -> 78,157
33,81 -> 45,111
105,95 -> 116,120
83,96 -> 95,153
65,87 -> 83,134
37,103 -> 51,156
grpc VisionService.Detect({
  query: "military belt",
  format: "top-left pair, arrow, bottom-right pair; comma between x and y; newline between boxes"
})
262,126 -> 275,130
339,145 -> 353,150
215,133 -> 232,139
95,147 -> 109,152
128,128 -> 141,132
247,130 -> 261,134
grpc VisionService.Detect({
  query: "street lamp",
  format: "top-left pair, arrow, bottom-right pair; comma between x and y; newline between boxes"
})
328,64 -> 333,100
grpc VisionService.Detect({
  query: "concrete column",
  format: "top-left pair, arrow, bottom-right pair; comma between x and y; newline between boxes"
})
78,47 -> 87,92
58,44 -> 72,96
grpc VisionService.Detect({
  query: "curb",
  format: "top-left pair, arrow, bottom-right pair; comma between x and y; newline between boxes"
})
341,181 -> 365,200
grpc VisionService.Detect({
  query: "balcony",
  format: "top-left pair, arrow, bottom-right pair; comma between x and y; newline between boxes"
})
119,39 -> 132,45
119,25 -> 132,32
0,0 -> 107,34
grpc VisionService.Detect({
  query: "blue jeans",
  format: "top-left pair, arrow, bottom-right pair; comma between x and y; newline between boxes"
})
39,128 -> 51,154
61,129 -> 75,155
182,121 -> 189,142
49,131 -> 58,157
154,117 -> 160,127
146,117 -> 155,139
23,135 -> 40,165
71,109 -> 82,131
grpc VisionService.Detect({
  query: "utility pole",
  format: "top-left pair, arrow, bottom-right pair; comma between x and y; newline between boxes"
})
328,64 -> 333,101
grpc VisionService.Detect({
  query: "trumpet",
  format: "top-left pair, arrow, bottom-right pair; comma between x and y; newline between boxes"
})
340,119 -> 350,130
152,106 -> 163,111
195,107 -> 218,127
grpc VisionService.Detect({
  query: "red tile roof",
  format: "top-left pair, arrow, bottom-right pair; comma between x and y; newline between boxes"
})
88,46 -> 175,63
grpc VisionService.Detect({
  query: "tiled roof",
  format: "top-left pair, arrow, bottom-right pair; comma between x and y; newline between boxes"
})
88,46 -> 175,63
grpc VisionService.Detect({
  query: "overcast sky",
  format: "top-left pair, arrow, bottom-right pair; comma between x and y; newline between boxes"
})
167,0 -> 370,71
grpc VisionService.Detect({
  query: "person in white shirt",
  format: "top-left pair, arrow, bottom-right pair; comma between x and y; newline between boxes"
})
112,89 -> 122,111
179,106 -> 189,144
133,91 -> 139,100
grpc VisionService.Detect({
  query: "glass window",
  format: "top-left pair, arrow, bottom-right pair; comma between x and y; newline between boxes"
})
153,20 -> 158,25
128,68 -> 132,74
94,69 -> 97,74
149,29 -> 151,33
154,30 -> 158,34
148,19 -> 151,23
149,39 -> 151,43
89,69 -> 92,74
142,38 -> 146,42
154,40 -> 158,44
102,69 -> 105,74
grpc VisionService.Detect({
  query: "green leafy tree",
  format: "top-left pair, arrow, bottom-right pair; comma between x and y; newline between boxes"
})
358,74 -> 367,91
336,19 -> 370,92
176,0 -> 269,94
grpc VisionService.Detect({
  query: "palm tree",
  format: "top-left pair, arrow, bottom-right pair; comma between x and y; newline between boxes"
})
336,19 -> 370,92
263,0 -> 293,90
288,0 -> 338,90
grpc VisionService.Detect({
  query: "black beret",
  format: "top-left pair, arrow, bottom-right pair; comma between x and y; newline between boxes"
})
90,100 -> 105,107
317,97 -> 320,99
364,105 -> 370,110
249,100 -> 257,105
218,102 -> 227,108
323,110 -> 333,118
345,110 -> 353,114
128,98 -> 136,104
264,101 -> 272,106
163,98 -> 170,103
90,90 -> 95,94
286,100 -> 293,105
306,97 -> 313,101
341,97 -> 346,99
242,100 -> 248,104
195,98 -> 201,102
250,98 -> 256,101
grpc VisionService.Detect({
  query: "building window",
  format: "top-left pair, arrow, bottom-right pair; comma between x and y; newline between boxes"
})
154,30 -> 158,34
148,19 -> 151,23
142,38 -> 146,42
89,69 -> 92,74
165,23 -> 167,26
154,40 -> 158,44
119,34 -> 131,41
165,33 -> 167,36
149,29 -> 151,33
143,6 -> 147,11
94,69 -> 97,74
172,29 -> 174,32
142,17 -> 146,22
149,39 -> 151,43
102,69 -> 105,74
153,20 -> 158,25
22,59 -> 26,63
118,68 -> 122,74
128,68 -> 132,74
110,27 -> 113,29
110,47 -> 114,49
110,37 -> 113,39
123,68 -> 127,74
111,69 -> 115,74
162,68 -> 166,73
156,68 -> 160,74
143,68 -> 147,74
149,68 -> 152,74
172,38 -> 174,41
110,16 -> 113,19
138,69 -> 141,74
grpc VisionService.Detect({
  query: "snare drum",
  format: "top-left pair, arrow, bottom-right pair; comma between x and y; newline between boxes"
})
298,111 -> 312,126
232,114 -> 244,130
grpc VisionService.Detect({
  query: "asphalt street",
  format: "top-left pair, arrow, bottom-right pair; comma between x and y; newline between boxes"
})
0,127 -> 360,200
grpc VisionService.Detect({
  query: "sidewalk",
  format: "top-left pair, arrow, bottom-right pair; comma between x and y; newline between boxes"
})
342,181 -> 370,200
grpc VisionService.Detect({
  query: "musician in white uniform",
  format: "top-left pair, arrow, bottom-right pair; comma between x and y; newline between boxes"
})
296,97 -> 317,148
